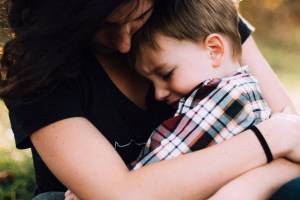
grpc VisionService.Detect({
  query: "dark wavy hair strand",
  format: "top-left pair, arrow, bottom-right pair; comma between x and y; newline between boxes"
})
0,0 -> 129,100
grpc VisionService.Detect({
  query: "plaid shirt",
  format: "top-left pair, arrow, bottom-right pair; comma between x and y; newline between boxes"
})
130,66 -> 271,170
131,66 -> 272,170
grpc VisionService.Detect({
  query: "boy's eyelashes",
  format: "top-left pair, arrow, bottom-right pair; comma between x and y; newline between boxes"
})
159,69 -> 175,81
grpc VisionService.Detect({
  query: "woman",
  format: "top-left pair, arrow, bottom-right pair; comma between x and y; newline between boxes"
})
1,0 -> 300,199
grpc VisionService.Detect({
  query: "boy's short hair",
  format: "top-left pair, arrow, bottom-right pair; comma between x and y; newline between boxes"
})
132,0 -> 241,61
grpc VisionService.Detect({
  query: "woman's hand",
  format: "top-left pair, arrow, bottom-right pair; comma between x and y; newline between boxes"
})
207,158 -> 300,200
207,108 -> 300,200
273,112 -> 300,162
65,190 -> 81,200
256,106 -> 300,163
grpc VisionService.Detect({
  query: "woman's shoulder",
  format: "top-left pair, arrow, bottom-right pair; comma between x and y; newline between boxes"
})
4,76 -> 85,148
3,55 -> 106,149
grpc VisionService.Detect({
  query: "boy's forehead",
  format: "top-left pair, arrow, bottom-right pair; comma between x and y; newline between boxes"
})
136,52 -> 169,76
136,45 -> 161,66
135,53 -> 153,74
135,34 -> 175,74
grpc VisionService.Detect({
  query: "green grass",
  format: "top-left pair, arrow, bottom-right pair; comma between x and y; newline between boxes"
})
258,40 -> 300,71
0,153 -> 35,200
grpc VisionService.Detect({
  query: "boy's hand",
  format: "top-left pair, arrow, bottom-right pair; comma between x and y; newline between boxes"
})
65,190 -> 81,200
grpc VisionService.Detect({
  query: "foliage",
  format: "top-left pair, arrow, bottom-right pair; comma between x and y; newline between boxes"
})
240,0 -> 300,43
240,0 -> 300,22
0,0 -> 7,28
239,0 -> 300,74
0,153 -> 35,200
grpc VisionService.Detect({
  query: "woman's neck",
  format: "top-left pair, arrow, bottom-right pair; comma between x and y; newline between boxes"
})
96,52 -> 150,109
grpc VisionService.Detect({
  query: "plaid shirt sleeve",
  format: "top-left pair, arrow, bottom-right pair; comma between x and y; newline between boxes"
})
131,72 -> 271,170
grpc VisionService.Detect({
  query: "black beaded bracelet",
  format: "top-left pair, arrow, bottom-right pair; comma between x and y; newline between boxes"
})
249,125 -> 274,163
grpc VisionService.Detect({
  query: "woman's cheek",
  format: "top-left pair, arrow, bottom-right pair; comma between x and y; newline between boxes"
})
131,25 -> 140,35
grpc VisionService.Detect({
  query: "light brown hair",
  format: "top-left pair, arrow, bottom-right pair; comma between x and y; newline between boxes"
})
132,0 -> 241,61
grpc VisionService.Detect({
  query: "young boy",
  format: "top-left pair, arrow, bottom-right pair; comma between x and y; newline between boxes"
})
130,0 -> 272,169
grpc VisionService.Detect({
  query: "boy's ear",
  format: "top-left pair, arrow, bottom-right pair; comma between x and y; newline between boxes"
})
204,34 -> 225,68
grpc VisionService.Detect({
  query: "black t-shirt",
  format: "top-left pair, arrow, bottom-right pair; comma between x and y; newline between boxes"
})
4,19 -> 253,195
5,54 -> 174,194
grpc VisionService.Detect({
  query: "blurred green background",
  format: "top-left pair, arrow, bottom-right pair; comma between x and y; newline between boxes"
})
0,0 -> 300,199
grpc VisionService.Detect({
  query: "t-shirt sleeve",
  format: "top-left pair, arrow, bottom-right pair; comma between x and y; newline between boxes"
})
4,78 -> 85,149
238,15 -> 255,44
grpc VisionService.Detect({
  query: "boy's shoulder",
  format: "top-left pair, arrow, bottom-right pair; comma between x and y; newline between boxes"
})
176,66 -> 261,114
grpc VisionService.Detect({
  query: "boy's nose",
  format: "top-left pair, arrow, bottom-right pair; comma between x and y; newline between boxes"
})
155,87 -> 170,102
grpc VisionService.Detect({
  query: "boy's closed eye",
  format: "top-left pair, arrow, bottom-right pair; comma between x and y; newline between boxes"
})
160,69 -> 174,81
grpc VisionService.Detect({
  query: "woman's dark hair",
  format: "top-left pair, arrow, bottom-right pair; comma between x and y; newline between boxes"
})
0,0 -> 132,100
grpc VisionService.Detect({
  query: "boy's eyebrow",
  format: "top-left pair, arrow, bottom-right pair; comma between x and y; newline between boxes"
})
139,64 -> 166,76
153,64 -> 171,73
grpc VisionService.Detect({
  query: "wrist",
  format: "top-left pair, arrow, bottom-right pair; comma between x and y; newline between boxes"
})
255,119 -> 290,160
249,126 -> 273,163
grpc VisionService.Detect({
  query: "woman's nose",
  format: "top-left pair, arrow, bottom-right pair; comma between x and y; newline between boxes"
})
116,24 -> 132,53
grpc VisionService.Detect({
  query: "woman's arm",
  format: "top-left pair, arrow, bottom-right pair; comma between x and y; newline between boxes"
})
241,36 -> 298,113
30,114 -> 300,200
216,36 -> 300,200
208,159 -> 300,200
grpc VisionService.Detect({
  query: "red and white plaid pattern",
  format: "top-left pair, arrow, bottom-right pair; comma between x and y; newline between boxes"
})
131,66 -> 272,170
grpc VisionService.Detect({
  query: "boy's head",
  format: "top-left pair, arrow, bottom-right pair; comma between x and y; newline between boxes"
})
132,0 -> 242,104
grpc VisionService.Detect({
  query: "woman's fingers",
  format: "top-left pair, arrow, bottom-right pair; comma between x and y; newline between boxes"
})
65,190 -> 71,196
281,106 -> 294,114
265,112 -> 300,163
277,113 -> 300,162
65,190 -> 81,200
